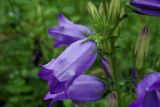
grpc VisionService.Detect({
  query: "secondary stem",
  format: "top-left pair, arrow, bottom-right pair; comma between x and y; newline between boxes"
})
110,38 -> 117,80
110,37 -> 121,107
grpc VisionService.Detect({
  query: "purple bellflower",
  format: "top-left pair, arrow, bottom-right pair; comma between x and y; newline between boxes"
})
45,75 -> 106,107
38,39 -> 97,94
129,72 -> 160,107
48,13 -> 92,48
131,0 -> 160,16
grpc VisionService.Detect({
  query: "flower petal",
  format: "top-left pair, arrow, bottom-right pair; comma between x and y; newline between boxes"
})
131,0 -> 160,10
44,91 -> 67,107
49,78 -> 66,94
68,75 -> 106,101
129,98 -> 142,107
48,13 -> 92,48
134,8 -> 160,16
142,91 -> 160,107
129,72 -> 160,107
45,75 -> 106,106
38,69 -> 53,80
58,13 -> 73,25
58,13 -> 92,34
137,72 -> 160,96
131,0 -> 160,16
38,59 -> 55,80
149,79 -> 160,90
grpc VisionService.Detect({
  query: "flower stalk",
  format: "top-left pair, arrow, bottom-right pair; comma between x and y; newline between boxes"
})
88,0 -> 124,107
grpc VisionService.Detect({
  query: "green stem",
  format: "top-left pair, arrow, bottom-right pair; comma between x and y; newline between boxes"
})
110,37 -> 122,107
110,38 -> 117,80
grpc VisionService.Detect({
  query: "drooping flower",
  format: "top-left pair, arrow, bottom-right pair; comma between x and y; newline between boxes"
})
129,72 -> 160,107
131,0 -> 160,16
44,75 -> 106,107
48,13 -> 92,48
38,39 -> 97,94
100,56 -> 113,80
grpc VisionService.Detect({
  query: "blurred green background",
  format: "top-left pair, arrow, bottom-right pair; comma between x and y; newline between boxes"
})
0,0 -> 160,107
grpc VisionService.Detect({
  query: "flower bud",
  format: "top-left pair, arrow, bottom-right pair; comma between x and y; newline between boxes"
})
108,0 -> 121,29
87,2 -> 100,21
108,91 -> 118,107
135,26 -> 150,68
101,56 -> 113,80
99,1 -> 108,16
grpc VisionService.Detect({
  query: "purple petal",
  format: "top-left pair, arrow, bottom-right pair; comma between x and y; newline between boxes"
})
142,91 -> 160,107
137,72 -> 160,96
41,59 -> 55,69
58,13 -> 73,25
149,79 -> 160,90
44,91 -> 67,107
131,0 -> 160,10
129,72 -> 160,107
38,59 -> 55,80
45,75 -> 106,106
134,8 -> 160,16
68,75 -> 106,101
48,13 -> 93,48
129,98 -> 142,107
58,13 -> 92,34
49,78 -> 66,94
131,0 -> 160,16
48,26 -> 85,48
44,91 -> 66,100
38,69 -> 53,80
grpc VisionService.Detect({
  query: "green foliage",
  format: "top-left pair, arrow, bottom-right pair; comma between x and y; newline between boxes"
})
0,0 -> 160,107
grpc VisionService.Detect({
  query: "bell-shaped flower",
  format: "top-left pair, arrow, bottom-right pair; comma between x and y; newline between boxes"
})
131,0 -> 160,16
48,13 -> 92,48
129,72 -> 160,107
44,75 -> 106,107
38,39 -> 97,94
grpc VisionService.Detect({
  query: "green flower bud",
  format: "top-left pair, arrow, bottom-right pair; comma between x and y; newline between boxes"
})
108,0 -> 121,30
135,26 -> 150,68
87,2 -> 101,22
